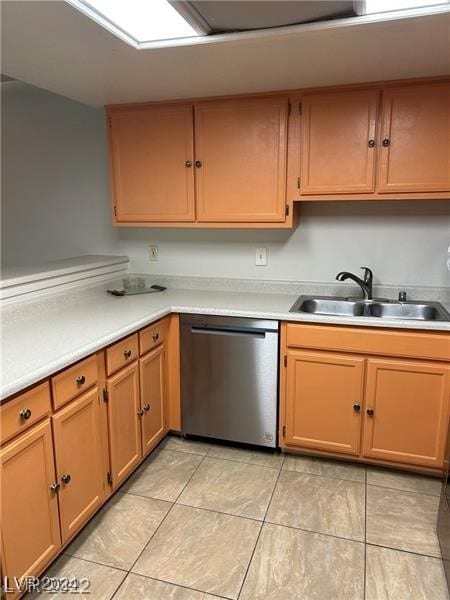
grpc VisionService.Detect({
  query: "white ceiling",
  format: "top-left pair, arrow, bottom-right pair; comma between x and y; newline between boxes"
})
1,1 -> 450,107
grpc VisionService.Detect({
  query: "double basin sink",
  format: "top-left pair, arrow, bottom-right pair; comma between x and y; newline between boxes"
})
290,296 -> 450,322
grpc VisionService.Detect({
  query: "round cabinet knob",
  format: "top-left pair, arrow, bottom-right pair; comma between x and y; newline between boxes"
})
195,160 -> 202,168
143,403 -> 150,412
61,474 -> 71,484
353,404 -> 361,412
368,139 -> 376,148
382,138 -> 390,147
137,409 -> 144,416
185,160 -> 192,168
124,349 -> 132,359
76,375 -> 86,385
152,333 -> 159,342
367,408 -> 374,416
20,408 -> 32,420
50,482 -> 60,493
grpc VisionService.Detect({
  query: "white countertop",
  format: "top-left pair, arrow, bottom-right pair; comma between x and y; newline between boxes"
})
1,281 -> 449,400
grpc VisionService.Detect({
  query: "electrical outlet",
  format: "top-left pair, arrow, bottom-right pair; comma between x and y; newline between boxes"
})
255,247 -> 267,266
149,245 -> 159,261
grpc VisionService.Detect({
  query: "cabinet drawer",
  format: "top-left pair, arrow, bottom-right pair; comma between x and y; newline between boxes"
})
1,382 -> 51,444
285,323 -> 449,362
51,355 -> 98,411
106,333 -> 139,376
140,319 -> 167,355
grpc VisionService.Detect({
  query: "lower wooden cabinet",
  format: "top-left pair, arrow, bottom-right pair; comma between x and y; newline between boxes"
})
52,387 -> 104,542
1,419 -> 61,592
1,316 -> 175,596
139,344 -> 167,457
106,362 -> 141,488
285,350 -> 365,455
105,318 -> 171,488
281,323 -> 450,470
362,358 -> 450,467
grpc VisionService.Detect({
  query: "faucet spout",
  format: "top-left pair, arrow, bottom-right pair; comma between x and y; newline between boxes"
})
336,267 -> 373,300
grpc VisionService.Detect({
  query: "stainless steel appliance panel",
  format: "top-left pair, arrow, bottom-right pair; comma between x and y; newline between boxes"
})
180,314 -> 279,448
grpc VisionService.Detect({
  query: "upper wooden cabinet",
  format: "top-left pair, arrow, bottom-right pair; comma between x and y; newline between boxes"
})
194,97 -> 288,222
297,80 -> 450,199
107,96 -> 290,227
377,82 -> 450,193
300,89 -> 379,194
108,103 -> 195,222
107,78 -> 449,224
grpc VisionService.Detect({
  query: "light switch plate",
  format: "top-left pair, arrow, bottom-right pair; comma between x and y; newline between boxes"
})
255,247 -> 267,266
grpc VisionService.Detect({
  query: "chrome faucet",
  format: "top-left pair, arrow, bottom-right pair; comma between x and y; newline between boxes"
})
336,267 -> 373,300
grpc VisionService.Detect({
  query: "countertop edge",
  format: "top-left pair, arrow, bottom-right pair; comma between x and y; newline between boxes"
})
2,302 -> 449,402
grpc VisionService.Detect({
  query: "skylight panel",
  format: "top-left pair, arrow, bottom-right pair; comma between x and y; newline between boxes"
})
74,0 -> 200,43
364,0 -> 448,14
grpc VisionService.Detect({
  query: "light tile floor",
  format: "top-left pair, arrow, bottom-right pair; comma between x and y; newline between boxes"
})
27,435 -> 448,600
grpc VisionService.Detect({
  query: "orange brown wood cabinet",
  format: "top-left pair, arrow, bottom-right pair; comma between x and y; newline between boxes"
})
0,314 -> 174,597
280,322 -> 450,471
106,77 -> 450,228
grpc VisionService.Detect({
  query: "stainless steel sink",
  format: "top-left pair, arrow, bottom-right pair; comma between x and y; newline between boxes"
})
368,302 -> 449,321
290,296 -> 450,322
296,298 -> 366,317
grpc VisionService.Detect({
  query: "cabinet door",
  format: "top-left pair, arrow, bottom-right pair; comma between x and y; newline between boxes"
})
194,97 -> 288,222
52,388 -> 104,543
363,359 -> 450,467
285,350 -> 365,455
300,89 -> 379,194
109,104 -> 195,222
1,420 -> 61,586
377,83 -> 450,193
139,345 -> 167,456
107,362 -> 141,487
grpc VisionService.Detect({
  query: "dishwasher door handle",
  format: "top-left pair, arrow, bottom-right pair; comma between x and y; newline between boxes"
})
190,327 -> 266,339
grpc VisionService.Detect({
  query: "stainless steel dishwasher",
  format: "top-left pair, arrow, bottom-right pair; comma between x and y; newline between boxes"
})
180,314 -> 279,448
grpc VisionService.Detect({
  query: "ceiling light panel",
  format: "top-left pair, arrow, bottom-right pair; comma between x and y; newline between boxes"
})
70,0 -> 200,44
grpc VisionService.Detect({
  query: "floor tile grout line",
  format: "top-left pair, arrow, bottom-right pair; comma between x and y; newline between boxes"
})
165,447 -> 282,469
204,454 -> 283,470
264,519 -> 366,546
365,481 -> 441,498
236,466 -> 285,600
174,500 -> 267,523
60,552 -> 130,573
281,466 -> 366,485
173,448 -> 283,521
173,450 -> 209,503
112,571 -> 232,600
164,438 -> 285,469
163,445 -> 440,493
262,461 -> 284,522
236,521 -> 264,600
365,541 -> 443,561
126,450 -> 209,576
114,471 -> 277,522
